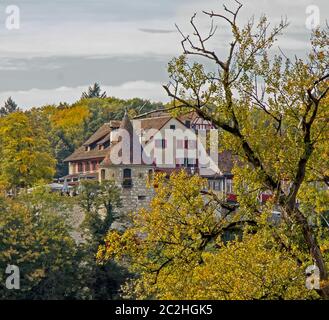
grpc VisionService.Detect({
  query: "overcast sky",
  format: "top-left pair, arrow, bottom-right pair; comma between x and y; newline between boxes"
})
0,0 -> 327,109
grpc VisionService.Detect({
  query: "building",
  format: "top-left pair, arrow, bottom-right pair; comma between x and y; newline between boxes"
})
63,120 -> 121,184
63,111 -> 236,226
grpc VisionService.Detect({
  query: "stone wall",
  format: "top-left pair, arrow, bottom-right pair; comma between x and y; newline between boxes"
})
101,165 -> 155,231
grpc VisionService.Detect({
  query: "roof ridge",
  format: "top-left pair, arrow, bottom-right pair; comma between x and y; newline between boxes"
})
137,115 -> 171,120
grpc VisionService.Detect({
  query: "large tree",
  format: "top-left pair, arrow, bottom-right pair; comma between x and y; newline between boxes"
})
159,1 -> 329,297
0,112 -> 56,191
81,83 -> 107,99
97,2 -> 329,298
0,189 -> 81,299
0,97 -> 19,117
78,180 -> 129,299
98,171 -> 317,299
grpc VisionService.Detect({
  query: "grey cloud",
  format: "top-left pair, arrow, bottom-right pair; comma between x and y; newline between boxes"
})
139,28 -> 177,34
0,0 -> 328,108
0,55 -> 171,91
7,0 -> 179,24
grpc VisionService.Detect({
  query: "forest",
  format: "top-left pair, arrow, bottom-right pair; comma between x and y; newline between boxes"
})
0,84 -> 164,299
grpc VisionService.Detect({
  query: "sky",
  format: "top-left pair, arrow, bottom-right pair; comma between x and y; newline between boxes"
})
0,0 -> 327,109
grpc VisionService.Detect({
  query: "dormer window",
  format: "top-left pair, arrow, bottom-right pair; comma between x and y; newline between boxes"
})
85,146 -> 90,152
99,145 -> 104,150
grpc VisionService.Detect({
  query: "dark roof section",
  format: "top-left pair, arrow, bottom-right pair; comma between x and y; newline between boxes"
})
82,123 -> 111,147
82,120 -> 121,147
97,132 -> 112,145
64,120 -> 123,162
64,145 -> 110,162
138,116 -> 171,131
120,111 -> 134,137
64,123 -> 113,162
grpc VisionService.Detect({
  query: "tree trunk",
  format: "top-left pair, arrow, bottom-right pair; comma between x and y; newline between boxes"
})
292,207 -> 329,298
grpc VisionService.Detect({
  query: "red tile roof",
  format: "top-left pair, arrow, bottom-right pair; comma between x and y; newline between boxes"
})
64,112 -> 234,176
64,123 -> 113,162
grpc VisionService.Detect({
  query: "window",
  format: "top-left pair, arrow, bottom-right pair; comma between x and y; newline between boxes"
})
184,139 -> 197,149
138,195 -> 146,201
176,140 -> 184,149
226,179 -> 233,193
213,181 -> 220,191
161,139 -> 167,149
85,162 -> 90,172
101,169 -> 106,181
188,140 -> 197,149
184,158 -> 196,168
155,139 -> 167,148
123,168 -> 131,178
92,161 -> 97,171
122,168 -> 132,188
148,169 -> 153,182
90,142 -> 97,150
170,124 -> 176,130
185,120 -> 191,128
78,163 -> 83,173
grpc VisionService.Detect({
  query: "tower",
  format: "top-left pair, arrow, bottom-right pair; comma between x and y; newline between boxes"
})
99,112 -> 155,230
